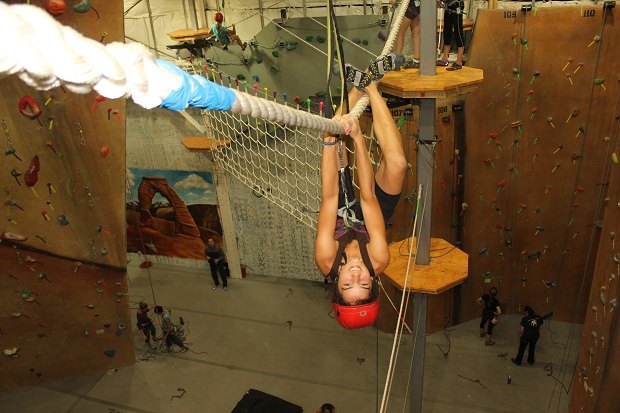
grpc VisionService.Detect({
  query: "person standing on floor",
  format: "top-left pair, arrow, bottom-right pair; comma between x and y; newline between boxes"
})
136,301 -> 156,349
476,286 -> 501,345
512,306 -> 544,366
391,0 -> 420,68
206,237 -> 228,291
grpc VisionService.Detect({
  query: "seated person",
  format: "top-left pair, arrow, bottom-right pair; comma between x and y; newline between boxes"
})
315,61 -> 406,329
154,306 -> 188,353
210,11 -> 247,51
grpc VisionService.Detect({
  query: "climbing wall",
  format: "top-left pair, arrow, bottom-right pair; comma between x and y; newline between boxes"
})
459,5 -> 619,324
0,0 -> 134,389
569,136 -> 620,411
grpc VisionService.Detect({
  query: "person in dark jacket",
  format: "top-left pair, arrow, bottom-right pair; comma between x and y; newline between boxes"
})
136,301 -> 156,348
512,305 -> 544,365
206,237 -> 228,291
476,287 -> 501,345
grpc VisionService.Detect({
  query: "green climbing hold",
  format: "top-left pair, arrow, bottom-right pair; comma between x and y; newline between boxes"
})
236,74 -> 246,80
103,349 -> 116,358
305,35 -> 314,42
272,50 -> 279,58
21,289 -> 32,299
286,41 -> 298,50
252,75 -> 260,82
396,114 -> 406,129
336,87 -> 342,94
316,36 -> 326,43
73,0 -> 92,13
362,39 -> 369,45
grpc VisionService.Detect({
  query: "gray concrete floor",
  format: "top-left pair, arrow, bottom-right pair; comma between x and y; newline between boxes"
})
0,262 -> 580,413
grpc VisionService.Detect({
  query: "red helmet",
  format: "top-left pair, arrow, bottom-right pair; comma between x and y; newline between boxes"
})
332,300 -> 379,329
214,12 -> 224,22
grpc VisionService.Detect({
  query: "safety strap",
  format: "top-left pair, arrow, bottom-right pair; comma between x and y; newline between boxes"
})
337,140 -> 358,227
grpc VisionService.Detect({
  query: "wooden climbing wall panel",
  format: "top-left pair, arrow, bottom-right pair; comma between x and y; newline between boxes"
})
0,0 -> 134,389
461,6 -> 619,325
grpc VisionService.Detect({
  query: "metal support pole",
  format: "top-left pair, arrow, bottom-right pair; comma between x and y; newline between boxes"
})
259,0 -> 265,29
145,0 -> 160,57
409,1 -> 438,413
187,0 -> 199,30
410,293 -> 427,413
419,0 -> 438,76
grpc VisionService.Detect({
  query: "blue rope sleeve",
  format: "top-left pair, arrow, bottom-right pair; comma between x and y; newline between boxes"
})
157,60 -> 236,111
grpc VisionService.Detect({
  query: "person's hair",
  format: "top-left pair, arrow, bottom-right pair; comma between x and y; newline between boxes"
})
139,302 -> 148,310
489,287 -> 498,297
154,305 -> 164,314
524,305 -> 534,315
320,403 -> 335,413
334,276 -> 380,306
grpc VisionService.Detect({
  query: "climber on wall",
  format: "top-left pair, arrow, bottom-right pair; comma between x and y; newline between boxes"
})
209,11 -> 247,51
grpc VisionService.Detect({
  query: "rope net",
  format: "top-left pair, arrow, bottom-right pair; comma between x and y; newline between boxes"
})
188,61 -> 386,229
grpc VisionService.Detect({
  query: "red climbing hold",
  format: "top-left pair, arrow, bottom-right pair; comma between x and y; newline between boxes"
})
100,146 -> 110,158
45,0 -> 66,16
24,155 -> 40,187
18,96 -> 42,119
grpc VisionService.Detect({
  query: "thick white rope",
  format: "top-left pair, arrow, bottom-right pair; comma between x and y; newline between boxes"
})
0,3 -> 344,135
349,0 -> 410,118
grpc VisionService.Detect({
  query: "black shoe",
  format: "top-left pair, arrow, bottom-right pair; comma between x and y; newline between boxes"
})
368,53 -> 401,80
222,45 -> 228,51
242,42 -> 247,51
527,360 -> 535,365
344,64 -> 373,90
511,358 -> 521,366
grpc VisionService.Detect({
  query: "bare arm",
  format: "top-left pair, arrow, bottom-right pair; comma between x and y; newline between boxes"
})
494,305 -> 502,316
315,133 -> 340,275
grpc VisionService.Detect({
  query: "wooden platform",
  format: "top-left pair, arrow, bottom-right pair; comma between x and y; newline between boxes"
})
181,136 -> 230,152
168,28 -> 214,42
383,237 -> 469,294
379,66 -> 484,99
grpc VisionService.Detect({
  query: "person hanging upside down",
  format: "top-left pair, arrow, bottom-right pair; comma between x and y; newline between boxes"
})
210,11 -> 247,51
315,61 -> 407,329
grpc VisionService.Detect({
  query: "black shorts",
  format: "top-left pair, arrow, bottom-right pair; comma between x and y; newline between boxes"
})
337,166 -> 401,228
405,1 -> 420,20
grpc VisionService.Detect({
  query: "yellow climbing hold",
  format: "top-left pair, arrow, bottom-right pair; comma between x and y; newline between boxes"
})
612,152 -> 618,164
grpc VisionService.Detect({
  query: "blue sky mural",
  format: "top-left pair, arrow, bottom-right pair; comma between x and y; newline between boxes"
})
127,168 -> 217,205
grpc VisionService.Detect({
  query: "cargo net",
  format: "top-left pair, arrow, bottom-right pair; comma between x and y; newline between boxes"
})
187,63 -> 383,229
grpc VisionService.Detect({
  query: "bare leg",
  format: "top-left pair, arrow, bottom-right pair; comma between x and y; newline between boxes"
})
394,17 -> 412,54
442,44 -> 451,62
411,17 -> 420,60
456,46 -> 464,66
364,83 -> 407,194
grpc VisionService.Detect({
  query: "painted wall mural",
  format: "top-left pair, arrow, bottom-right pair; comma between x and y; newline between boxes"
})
126,168 -> 222,260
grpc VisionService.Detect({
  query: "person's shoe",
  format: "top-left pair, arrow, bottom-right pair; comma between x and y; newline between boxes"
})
436,59 -> 449,67
527,360 -> 535,365
446,62 -> 463,71
241,42 -> 247,51
222,45 -> 228,50
367,53 -> 402,80
212,286 -> 217,290
224,286 -> 228,291
180,346 -> 189,353
344,64 -> 373,90
479,329 -> 485,338
484,339 -> 495,346
511,358 -> 521,366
